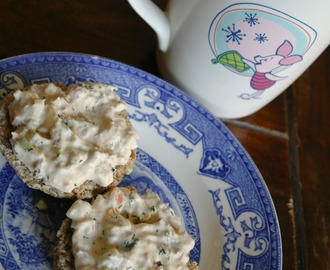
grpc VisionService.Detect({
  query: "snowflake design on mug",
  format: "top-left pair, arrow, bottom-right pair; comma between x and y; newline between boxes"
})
243,12 -> 260,27
254,33 -> 268,43
222,24 -> 246,45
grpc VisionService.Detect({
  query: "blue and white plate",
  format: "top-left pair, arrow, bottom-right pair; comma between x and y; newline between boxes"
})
0,52 -> 282,270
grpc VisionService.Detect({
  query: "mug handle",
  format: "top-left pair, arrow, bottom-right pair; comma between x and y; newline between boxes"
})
127,0 -> 170,51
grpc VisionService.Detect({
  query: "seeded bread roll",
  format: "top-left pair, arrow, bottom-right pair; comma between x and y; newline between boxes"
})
0,83 -> 138,199
53,187 -> 198,270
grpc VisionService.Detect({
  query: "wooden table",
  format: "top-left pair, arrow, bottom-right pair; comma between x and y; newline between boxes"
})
0,1 -> 329,269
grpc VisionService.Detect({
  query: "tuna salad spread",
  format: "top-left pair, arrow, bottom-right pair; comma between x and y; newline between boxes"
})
8,83 -> 138,193
66,187 -> 196,269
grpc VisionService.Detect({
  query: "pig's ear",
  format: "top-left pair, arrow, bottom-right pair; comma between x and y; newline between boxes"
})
279,55 -> 303,65
276,40 -> 293,56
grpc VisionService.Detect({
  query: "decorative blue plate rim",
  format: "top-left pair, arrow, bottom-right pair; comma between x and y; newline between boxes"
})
0,51 -> 282,270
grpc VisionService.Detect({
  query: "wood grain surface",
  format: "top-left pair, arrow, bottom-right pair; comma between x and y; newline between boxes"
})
0,1 -> 329,269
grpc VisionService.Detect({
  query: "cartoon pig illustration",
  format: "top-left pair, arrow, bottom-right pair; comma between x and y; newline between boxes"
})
242,40 -> 303,91
209,6 -> 316,101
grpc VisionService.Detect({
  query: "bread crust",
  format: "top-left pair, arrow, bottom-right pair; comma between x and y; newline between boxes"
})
53,218 -> 75,270
0,83 -> 136,199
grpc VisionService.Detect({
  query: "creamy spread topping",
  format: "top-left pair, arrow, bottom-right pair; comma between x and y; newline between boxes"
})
8,83 -> 138,193
67,187 -> 195,269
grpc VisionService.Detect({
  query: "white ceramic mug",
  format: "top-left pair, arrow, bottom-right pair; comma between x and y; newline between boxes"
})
128,0 -> 330,118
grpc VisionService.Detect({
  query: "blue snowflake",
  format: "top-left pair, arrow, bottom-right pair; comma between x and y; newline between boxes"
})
222,24 -> 246,45
254,33 -> 268,43
243,13 -> 260,27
